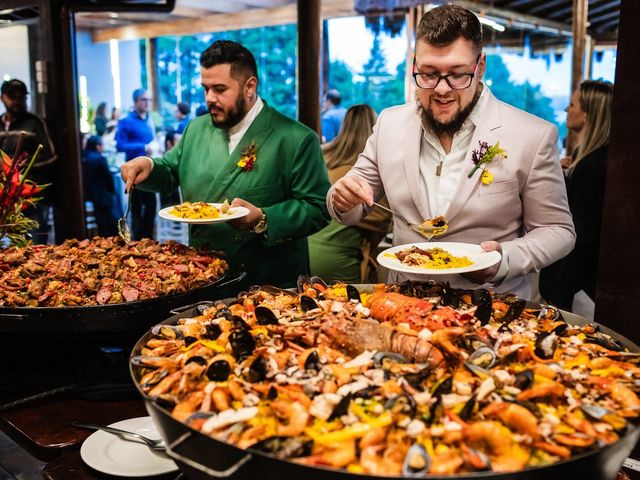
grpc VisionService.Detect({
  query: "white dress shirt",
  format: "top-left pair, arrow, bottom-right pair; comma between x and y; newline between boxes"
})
227,96 -> 264,154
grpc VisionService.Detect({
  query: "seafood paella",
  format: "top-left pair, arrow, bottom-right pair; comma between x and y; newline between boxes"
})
132,279 -> 639,476
169,201 -> 231,219
392,246 -> 473,270
0,236 -> 228,307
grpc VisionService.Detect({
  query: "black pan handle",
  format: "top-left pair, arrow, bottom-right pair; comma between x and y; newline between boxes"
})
170,301 -> 216,315
165,431 -> 252,478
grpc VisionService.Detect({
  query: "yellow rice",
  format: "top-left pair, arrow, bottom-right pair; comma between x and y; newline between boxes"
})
169,201 -> 224,219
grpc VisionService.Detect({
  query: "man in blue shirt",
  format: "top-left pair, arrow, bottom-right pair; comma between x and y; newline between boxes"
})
175,102 -> 191,135
321,89 -> 347,142
116,88 -> 157,240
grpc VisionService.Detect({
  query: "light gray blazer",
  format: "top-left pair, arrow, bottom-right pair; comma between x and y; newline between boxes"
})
327,89 -> 575,300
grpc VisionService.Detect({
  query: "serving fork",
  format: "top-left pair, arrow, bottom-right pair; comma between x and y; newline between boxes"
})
72,421 -> 166,451
372,201 -> 443,242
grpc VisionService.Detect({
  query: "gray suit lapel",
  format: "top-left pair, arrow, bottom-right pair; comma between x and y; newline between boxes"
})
444,91 -> 503,223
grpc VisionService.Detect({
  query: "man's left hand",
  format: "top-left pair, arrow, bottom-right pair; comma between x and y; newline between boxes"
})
461,241 -> 502,284
226,198 -> 262,230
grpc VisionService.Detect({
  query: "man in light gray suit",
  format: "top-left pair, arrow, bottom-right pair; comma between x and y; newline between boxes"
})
327,4 -> 575,300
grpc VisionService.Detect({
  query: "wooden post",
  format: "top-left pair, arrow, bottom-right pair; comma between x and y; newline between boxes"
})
595,0 -> 640,343
567,0 -> 588,154
146,38 -> 160,112
297,0 -> 321,135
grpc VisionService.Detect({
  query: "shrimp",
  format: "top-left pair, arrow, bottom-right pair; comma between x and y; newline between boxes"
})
360,445 -> 403,476
359,427 -> 388,449
211,387 -> 230,412
271,400 -> 310,436
173,391 -> 204,422
430,327 -> 469,362
516,381 -> 565,401
610,382 -> 640,416
482,402 -> 540,440
302,440 -> 356,467
464,421 -> 513,456
429,449 -> 464,474
533,440 -> 571,459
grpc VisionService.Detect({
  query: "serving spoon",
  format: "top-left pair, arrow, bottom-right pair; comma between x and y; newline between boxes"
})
372,202 -> 447,242
118,189 -> 132,243
72,421 -> 166,451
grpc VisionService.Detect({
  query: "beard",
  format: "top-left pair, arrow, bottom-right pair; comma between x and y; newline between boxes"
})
419,88 -> 482,137
209,94 -> 247,130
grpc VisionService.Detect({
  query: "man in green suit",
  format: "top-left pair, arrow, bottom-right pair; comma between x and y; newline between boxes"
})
121,40 -> 330,288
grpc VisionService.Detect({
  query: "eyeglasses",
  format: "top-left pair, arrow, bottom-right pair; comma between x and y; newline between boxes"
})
412,54 -> 481,90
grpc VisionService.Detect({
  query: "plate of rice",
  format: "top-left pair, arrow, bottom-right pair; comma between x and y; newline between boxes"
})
158,201 -> 249,224
377,242 -> 501,275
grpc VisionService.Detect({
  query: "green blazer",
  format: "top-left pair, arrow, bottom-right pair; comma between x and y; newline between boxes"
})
141,103 -> 331,288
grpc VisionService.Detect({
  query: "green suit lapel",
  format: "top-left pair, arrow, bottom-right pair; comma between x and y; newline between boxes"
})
204,104 -> 276,202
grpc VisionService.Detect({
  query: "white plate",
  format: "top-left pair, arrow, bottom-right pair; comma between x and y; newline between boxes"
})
377,242 -> 502,275
80,416 -> 178,477
158,203 -> 249,224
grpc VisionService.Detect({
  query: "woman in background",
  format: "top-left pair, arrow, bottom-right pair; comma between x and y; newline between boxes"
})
309,105 -> 391,283
93,102 -> 108,136
540,80 -> 614,310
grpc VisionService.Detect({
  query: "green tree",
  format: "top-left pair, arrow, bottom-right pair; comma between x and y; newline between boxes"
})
485,55 -> 564,140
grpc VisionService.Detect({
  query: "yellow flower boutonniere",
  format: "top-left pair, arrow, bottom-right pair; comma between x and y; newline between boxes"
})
237,141 -> 258,172
468,141 -> 507,186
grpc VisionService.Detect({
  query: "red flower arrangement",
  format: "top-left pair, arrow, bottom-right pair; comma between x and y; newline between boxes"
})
0,136 -> 47,247
237,141 -> 258,172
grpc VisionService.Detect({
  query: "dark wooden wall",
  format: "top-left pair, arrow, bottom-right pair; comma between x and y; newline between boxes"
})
595,0 -> 640,343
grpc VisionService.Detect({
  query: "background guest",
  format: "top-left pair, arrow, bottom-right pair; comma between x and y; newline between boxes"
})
83,135 -> 118,237
93,102 -> 108,136
540,80 -> 614,311
175,102 -> 191,136
321,89 -> 347,142
310,104 -> 391,283
0,79 -> 58,244
116,88 -> 157,240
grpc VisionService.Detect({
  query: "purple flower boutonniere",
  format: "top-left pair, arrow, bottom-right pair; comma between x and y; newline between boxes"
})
237,141 -> 258,172
468,141 -> 507,185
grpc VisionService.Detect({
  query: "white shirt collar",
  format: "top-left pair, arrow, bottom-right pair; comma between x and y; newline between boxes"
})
227,97 -> 263,154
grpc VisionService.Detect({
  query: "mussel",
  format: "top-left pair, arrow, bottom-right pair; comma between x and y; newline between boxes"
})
303,350 -> 321,371
203,323 -> 222,340
151,324 -> 183,340
403,368 -> 431,388
299,295 -> 319,312
534,332 -> 558,359
206,359 -> 231,381
230,315 -> 251,332
346,284 -> 361,303
251,436 -> 313,459
459,395 -> 476,421
467,346 -> 497,369
213,305 -> 233,320
402,444 -> 430,477
185,356 -> 207,366
196,302 -> 215,315
471,288 -> 493,324
184,336 -> 197,347
586,331 -> 625,352
373,351 -> 407,368
255,306 -> 279,325
514,369 -> 534,390
245,355 -> 268,383
329,394 -> 352,420
229,329 -> 255,361
385,393 -> 417,417
501,297 -> 526,324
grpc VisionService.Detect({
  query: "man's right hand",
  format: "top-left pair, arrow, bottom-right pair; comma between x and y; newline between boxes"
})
121,156 -> 153,192
331,176 -> 374,213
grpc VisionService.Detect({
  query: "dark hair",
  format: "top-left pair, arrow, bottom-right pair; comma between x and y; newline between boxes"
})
177,102 -> 190,116
200,40 -> 258,83
416,4 -> 482,54
96,102 -> 107,118
85,135 -> 103,152
326,89 -> 341,106
1,79 -> 28,97
132,88 -> 147,102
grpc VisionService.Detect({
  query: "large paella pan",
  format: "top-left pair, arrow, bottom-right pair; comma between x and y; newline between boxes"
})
0,236 -> 242,338
130,279 -> 640,479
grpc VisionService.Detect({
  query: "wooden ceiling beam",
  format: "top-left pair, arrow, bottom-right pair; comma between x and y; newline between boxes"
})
588,0 -> 620,16
91,0 -> 355,42
590,8 -> 619,24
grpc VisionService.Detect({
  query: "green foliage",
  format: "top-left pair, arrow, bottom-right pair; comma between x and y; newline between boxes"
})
484,55 -> 565,140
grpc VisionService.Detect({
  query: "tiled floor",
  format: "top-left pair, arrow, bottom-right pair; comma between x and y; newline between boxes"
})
0,431 -> 45,480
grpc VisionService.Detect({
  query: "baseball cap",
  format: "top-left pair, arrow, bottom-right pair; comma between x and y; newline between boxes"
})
1,79 -> 29,97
